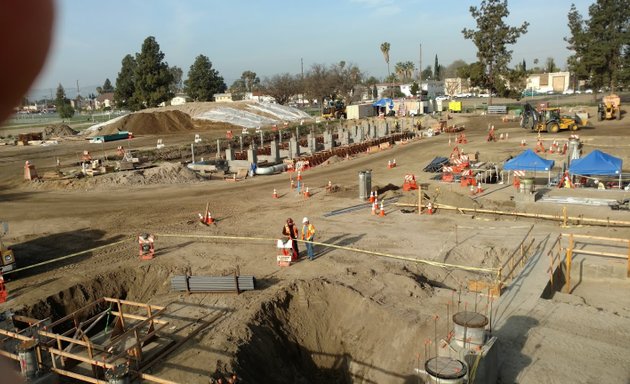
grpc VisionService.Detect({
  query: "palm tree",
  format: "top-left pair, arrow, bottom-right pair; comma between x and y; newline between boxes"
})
380,42 -> 391,79
402,61 -> 415,81
394,61 -> 416,82
394,62 -> 405,82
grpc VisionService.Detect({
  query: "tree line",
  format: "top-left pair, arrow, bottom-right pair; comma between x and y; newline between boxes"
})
57,0 -> 625,114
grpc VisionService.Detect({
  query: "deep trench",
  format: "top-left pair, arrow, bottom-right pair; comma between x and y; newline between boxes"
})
233,279 -> 423,384
17,264 -> 172,330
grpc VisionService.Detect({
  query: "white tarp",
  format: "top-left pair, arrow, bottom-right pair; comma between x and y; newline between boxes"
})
194,102 -> 310,128
83,115 -> 126,136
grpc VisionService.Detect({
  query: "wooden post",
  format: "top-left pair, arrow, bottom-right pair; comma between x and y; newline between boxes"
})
418,185 -> 422,215
562,206 -> 568,227
116,299 -> 125,330
565,234 -> 574,293
56,336 -> 65,368
549,250 -> 554,287
133,329 -> 142,370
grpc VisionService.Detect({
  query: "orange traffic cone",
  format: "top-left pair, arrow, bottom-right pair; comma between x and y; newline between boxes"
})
273,189 -> 278,199
369,191 -> 375,203
303,187 -> 310,198
199,212 -> 214,225
290,179 -> 295,189
520,139 -> 527,147
387,160 -> 392,169
371,202 -> 377,215
379,201 -> 385,217
392,159 -> 396,167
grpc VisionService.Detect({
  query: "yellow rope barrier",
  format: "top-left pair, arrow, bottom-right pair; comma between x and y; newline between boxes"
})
156,233 -> 499,274
4,232 -> 499,278
5,238 -> 131,276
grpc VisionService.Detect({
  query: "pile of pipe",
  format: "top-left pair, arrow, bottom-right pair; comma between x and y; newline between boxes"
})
171,275 -> 255,293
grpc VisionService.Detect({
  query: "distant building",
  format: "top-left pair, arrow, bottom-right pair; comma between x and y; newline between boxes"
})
213,93 -> 233,102
444,78 -> 473,96
95,92 -> 115,109
526,72 -> 570,93
171,94 -> 191,106
376,81 -> 445,99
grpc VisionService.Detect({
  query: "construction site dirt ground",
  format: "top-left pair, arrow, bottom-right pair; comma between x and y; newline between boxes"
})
1,109 -> 630,383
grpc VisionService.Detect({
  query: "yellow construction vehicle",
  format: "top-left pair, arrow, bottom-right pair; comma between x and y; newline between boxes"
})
598,94 -> 621,121
322,99 -> 347,119
0,222 -> 16,274
520,103 -> 580,133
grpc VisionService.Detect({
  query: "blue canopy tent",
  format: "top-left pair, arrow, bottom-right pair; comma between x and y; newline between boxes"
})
503,149 -> 555,185
372,98 -> 394,108
569,149 -> 622,188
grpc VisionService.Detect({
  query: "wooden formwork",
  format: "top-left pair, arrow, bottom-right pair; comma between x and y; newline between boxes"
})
0,297 -> 178,384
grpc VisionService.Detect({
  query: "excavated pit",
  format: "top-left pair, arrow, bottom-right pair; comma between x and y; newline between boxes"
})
234,279 -> 424,384
16,265 -> 172,323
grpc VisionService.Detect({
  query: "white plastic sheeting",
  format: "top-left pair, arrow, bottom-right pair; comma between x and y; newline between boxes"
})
195,107 -> 277,129
82,115 -> 127,136
246,102 -> 310,121
194,102 -> 310,128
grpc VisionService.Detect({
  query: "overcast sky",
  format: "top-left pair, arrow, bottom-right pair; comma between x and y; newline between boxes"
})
30,0 -> 592,98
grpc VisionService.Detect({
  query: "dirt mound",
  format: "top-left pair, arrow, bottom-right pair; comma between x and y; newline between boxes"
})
27,162 -> 201,191
431,188 -> 481,209
43,124 -> 78,138
97,110 -> 196,135
91,162 -> 200,188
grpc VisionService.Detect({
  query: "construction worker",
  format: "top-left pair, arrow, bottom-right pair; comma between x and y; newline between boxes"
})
301,217 -> 316,260
282,218 -> 299,261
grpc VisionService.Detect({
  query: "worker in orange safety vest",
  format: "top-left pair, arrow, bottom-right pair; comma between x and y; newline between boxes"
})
301,217 -> 316,260
282,218 -> 299,261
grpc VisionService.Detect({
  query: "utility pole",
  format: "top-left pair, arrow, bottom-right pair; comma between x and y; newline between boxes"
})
418,43 -> 422,83
418,43 -> 423,102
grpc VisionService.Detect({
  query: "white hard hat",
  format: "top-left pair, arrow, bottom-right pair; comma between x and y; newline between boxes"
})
302,217 -> 309,223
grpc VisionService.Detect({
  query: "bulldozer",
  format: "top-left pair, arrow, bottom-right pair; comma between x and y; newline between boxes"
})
322,99 -> 347,120
598,94 -> 621,121
520,103 -> 580,133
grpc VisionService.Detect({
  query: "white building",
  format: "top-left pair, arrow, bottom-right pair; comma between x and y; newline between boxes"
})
95,93 -> 114,110
526,72 -> 571,93
171,95 -> 191,106
213,93 -> 233,102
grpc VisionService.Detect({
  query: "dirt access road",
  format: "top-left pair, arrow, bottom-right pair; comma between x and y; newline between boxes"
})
1,109 -> 630,383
